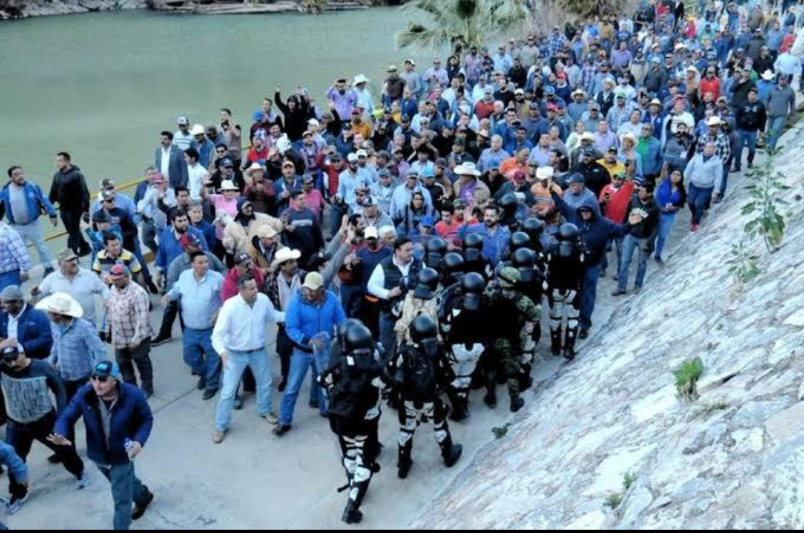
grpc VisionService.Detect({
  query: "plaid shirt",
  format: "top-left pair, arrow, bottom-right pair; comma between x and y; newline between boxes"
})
696,132 -> 732,166
548,33 -> 567,58
0,223 -> 31,275
104,282 -> 153,349
581,64 -> 597,93
47,318 -> 107,381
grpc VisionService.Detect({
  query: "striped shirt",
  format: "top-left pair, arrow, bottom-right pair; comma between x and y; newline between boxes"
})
104,282 -> 153,349
47,318 -> 108,381
93,249 -> 142,280
0,223 -> 31,275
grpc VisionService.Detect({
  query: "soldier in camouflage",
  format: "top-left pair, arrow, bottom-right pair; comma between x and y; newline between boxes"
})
483,267 -> 541,413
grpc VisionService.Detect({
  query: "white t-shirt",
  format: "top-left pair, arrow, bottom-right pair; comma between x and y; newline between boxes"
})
187,163 -> 208,201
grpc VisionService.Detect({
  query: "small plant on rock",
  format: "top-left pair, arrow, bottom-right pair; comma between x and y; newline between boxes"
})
604,491 -> 624,510
623,472 -> 638,491
492,423 -> 511,440
742,153 -> 791,253
692,400 -> 729,420
727,239 -> 761,283
674,357 -> 704,403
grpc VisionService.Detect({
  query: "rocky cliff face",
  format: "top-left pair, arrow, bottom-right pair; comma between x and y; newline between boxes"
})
414,120 -> 804,529
0,0 -> 148,19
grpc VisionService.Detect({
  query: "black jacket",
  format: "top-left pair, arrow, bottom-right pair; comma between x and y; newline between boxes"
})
736,101 -> 768,132
49,165 -> 90,213
623,196 -> 661,243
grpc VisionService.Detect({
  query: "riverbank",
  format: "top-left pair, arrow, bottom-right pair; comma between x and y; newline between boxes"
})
0,0 -> 394,20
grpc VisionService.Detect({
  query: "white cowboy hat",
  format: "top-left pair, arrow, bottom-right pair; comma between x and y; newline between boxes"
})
271,248 -> 302,269
35,293 -> 83,319
454,162 -> 481,177
761,70 -> 775,81
705,116 -> 722,127
353,74 -> 370,85
245,162 -> 265,175
536,166 -> 555,180
221,180 -> 239,191
190,124 -> 206,136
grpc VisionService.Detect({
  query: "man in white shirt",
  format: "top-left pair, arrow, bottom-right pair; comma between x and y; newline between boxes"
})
33,249 -> 108,326
184,147 -> 208,201
211,275 -> 285,444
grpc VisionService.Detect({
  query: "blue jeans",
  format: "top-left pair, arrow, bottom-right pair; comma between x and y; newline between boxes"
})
618,235 -> 649,291
735,130 -> 757,170
688,184 -> 713,225
11,222 -> 53,269
767,115 -> 787,151
215,348 -> 274,432
600,235 -> 624,275
96,462 -> 149,531
0,271 -> 20,293
580,263 -> 601,331
183,328 -> 221,392
655,212 -> 677,259
279,348 -> 327,426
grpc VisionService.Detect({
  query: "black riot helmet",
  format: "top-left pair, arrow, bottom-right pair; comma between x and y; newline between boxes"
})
498,193 -> 518,219
461,272 -> 485,311
442,252 -> 465,284
424,237 -> 448,269
413,267 -> 440,300
557,223 -> 581,258
410,315 -> 439,344
337,318 -> 364,347
343,324 -> 374,354
510,231 -> 532,252
462,233 -> 485,263
511,248 -> 535,283
522,217 -> 545,245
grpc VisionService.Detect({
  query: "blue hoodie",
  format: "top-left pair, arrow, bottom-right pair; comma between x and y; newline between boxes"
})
0,181 -> 58,225
553,193 -> 624,267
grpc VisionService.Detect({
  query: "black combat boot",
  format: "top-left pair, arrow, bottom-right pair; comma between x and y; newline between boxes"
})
550,329 -> 563,356
397,441 -> 413,479
439,436 -> 463,468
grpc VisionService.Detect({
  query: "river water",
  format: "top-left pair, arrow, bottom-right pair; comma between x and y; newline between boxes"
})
0,8 -> 425,189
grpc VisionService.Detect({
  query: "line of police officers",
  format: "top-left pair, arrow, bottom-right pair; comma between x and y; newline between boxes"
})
318,206 -> 586,524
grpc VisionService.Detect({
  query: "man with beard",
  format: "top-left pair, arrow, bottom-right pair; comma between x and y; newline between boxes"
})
459,204 -> 511,266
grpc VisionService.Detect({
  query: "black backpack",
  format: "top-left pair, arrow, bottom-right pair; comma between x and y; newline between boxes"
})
403,345 -> 437,399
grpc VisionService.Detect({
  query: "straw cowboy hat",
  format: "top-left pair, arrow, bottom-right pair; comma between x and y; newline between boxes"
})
35,293 -> 84,319
271,248 -> 301,270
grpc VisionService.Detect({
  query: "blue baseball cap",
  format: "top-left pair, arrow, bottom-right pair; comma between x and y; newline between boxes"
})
93,361 -> 120,379
421,216 -> 436,228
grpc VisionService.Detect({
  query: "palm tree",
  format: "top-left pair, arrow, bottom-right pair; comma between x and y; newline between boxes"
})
396,0 -> 532,51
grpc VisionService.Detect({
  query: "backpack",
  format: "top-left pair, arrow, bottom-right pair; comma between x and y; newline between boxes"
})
403,344 -> 437,399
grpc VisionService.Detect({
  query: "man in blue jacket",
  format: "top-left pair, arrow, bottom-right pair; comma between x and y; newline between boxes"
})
551,193 -> 625,339
275,272 -> 346,436
1,166 -> 58,274
0,285 -> 53,361
50,361 -> 154,531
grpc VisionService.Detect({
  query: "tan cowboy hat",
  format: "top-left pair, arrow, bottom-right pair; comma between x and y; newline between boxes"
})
245,163 -> 265,176
271,248 -> 301,269
35,293 -> 83,319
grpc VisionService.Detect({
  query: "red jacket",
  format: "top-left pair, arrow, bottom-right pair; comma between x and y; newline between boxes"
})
699,77 -> 721,101
221,267 -> 266,302
599,182 -> 635,224
317,153 -> 341,198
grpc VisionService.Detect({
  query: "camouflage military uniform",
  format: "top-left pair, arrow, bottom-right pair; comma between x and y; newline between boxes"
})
483,267 -> 540,412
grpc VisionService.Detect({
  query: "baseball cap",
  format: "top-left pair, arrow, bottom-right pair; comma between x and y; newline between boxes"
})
177,116 -> 189,126
347,153 -> 359,163
303,272 -> 324,291
220,158 -> 234,168
57,249 -> 78,262
234,252 -> 252,265
180,233 -> 202,249
362,195 -> 377,207
364,227 -> 379,240
420,216 -> 436,228
93,360 -> 120,380
100,178 -> 115,189
105,264 -> 130,282
100,190 -> 115,202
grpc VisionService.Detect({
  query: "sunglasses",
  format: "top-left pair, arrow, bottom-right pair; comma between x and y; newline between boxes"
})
92,375 -> 111,383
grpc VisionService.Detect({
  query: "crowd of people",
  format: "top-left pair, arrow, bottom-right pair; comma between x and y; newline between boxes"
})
0,0 -> 801,528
